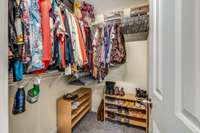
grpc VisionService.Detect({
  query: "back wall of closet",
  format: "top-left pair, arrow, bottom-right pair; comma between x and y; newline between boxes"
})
9,1 -> 148,133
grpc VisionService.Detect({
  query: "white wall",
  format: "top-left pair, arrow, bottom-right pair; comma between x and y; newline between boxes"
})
0,0 -> 9,132
124,41 -> 148,90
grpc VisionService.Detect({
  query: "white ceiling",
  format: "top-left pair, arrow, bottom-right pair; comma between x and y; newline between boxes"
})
85,0 -> 148,14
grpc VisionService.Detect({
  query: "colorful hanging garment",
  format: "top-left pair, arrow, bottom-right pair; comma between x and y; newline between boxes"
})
79,21 -> 86,44
22,0 -> 31,65
74,16 -> 88,65
96,27 -> 108,82
110,24 -> 126,64
27,0 -> 44,72
58,31 -> 67,69
92,27 -> 99,79
69,13 -> 83,66
58,7 -> 67,69
48,0 -> 61,69
66,12 -> 80,66
39,0 -> 52,68
52,1 -> 67,69
49,8 -> 56,66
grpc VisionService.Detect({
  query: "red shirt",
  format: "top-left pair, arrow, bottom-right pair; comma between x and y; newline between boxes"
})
39,0 -> 51,68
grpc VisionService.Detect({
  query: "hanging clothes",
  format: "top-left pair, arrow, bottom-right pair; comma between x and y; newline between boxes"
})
92,27 -> 99,79
8,0 -> 24,57
105,25 -> 112,64
79,21 -> 86,44
27,0 -> 44,72
110,24 -> 126,64
48,0 -> 61,69
49,8 -> 56,66
63,9 -> 75,65
85,27 -> 93,70
69,13 -> 83,66
53,2 -> 67,69
59,32 -> 67,69
90,23 -> 126,82
8,0 -> 16,52
39,0 -> 52,68
74,16 -> 88,65
8,0 -> 127,83
22,0 -> 31,65
14,0 -> 24,45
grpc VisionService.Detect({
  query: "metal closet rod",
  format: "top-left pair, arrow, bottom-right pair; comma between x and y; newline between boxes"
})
9,71 -> 65,87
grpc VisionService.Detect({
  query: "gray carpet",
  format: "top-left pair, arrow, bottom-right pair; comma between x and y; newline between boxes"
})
73,112 -> 145,133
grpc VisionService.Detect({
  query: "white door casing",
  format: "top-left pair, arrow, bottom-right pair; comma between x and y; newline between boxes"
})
149,0 -> 200,133
0,0 -> 9,133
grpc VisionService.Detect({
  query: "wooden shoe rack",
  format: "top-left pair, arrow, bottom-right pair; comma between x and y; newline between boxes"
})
104,93 -> 149,133
57,87 -> 91,133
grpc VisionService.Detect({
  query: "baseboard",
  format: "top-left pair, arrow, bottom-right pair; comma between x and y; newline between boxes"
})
50,128 -> 57,133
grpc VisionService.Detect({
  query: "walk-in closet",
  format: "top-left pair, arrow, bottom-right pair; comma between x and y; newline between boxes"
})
8,0 -> 150,133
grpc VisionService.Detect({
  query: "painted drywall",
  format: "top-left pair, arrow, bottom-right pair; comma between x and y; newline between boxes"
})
0,0 -> 9,133
9,40 -> 147,133
124,41 -> 148,90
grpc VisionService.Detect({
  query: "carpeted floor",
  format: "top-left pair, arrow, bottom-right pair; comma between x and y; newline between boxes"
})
73,112 -> 145,133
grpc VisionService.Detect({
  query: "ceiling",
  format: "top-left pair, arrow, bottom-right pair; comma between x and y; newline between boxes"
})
85,0 -> 148,14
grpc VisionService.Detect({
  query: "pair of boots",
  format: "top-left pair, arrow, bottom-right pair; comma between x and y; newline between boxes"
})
114,87 -> 125,96
136,88 -> 147,98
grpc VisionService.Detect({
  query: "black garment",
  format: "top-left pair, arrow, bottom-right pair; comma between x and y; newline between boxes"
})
63,9 -> 74,64
110,24 -> 126,64
8,0 -> 25,57
85,27 -> 93,70
48,10 -> 59,70
8,0 -> 17,52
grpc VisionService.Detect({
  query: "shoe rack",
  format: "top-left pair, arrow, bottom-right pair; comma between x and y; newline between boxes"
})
57,87 -> 91,133
104,93 -> 149,133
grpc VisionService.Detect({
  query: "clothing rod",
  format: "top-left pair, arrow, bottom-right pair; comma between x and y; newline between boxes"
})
9,71 -> 64,87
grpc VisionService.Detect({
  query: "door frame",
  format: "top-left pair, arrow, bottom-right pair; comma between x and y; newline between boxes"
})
0,0 -> 9,133
148,0 -> 162,132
